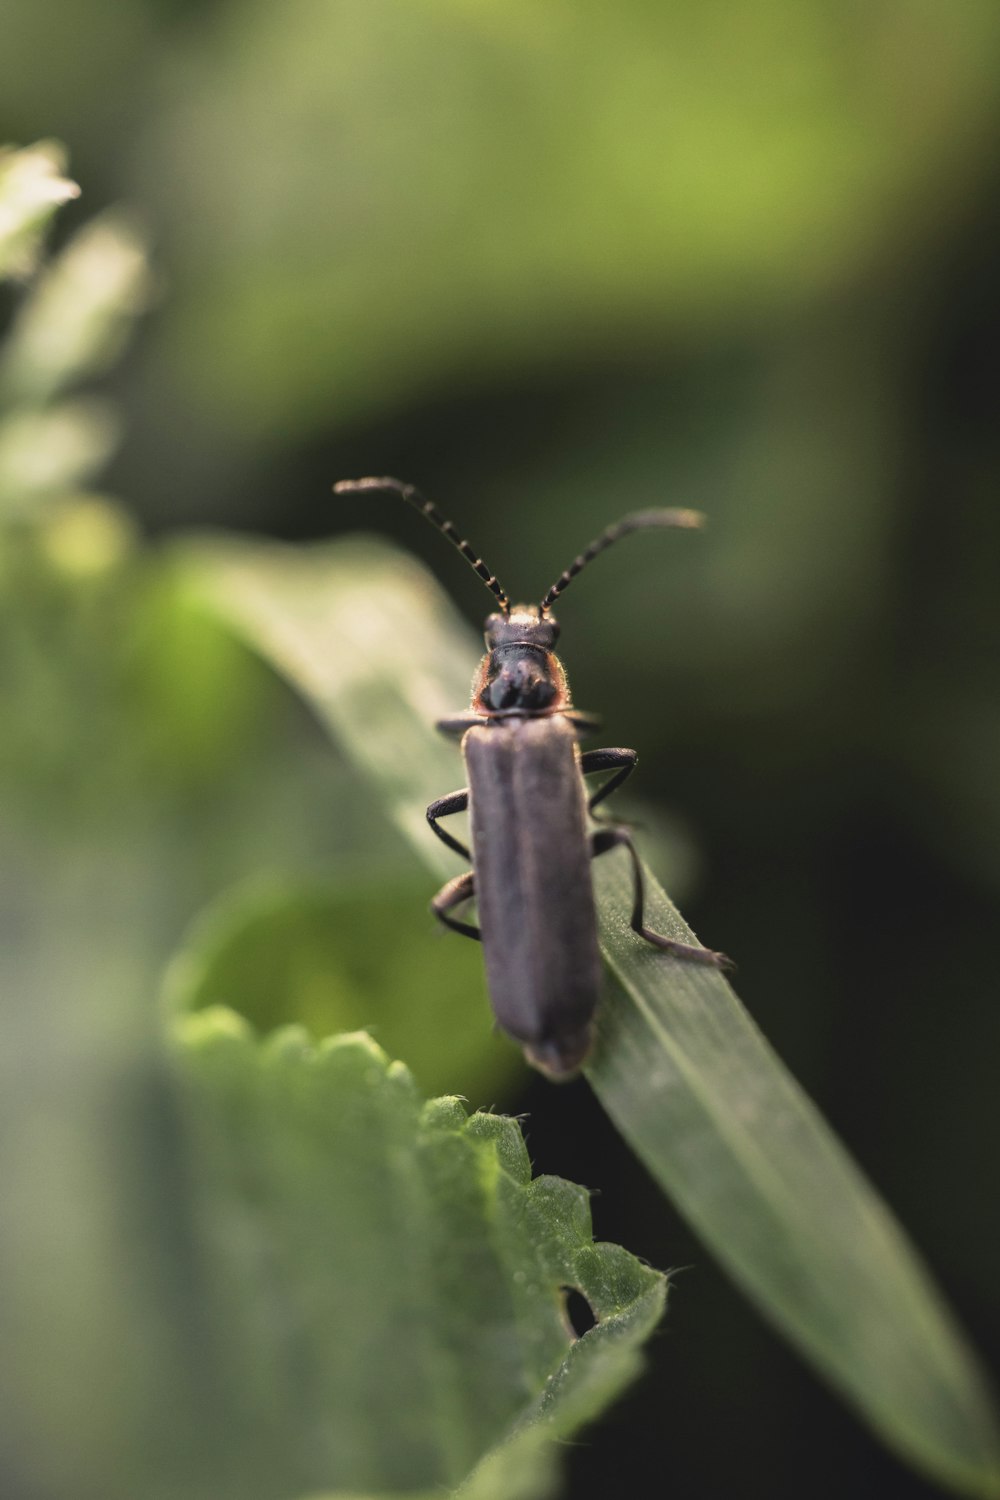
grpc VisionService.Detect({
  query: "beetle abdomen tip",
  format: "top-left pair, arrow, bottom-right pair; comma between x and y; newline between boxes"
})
522,1028 -> 593,1082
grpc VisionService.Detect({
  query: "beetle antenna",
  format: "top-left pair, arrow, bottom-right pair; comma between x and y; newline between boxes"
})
539,508 -> 704,613
334,476 -> 510,613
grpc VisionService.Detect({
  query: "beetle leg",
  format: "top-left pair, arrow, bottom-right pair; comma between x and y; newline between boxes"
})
591,826 -> 732,968
431,871 -> 481,942
427,788 -> 470,860
581,747 -> 637,815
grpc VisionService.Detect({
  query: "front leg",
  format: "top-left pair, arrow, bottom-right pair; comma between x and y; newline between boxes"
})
581,747 -> 637,815
591,825 -> 732,968
427,788 -> 470,860
431,871 -> 480,941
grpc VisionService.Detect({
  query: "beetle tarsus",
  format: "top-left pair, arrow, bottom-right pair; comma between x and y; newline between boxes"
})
636,925 -> 735,970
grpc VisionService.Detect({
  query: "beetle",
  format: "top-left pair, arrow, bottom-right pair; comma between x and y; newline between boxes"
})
334,475 -> 730,1078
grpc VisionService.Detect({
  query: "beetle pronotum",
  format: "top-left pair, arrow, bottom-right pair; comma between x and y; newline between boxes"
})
334,476 -> 730,1079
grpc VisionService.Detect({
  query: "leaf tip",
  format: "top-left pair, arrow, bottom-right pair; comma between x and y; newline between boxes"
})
421,1095 -> 470,1131
171,1003 -> 253,1052
466,1111 -> 532,1184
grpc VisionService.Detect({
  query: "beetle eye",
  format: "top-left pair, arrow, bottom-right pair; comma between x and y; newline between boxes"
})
483,611 -> 505,646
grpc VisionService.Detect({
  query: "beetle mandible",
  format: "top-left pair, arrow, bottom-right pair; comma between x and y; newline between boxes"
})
334,476 -> 730,1079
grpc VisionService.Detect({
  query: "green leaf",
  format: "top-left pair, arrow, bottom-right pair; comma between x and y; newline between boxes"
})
0,141 -> 79,279
171,1009 -> 665,1497
0,151 -> 151,520
185,530 -> 1000,1498
165,873 -> 521,1101
180,533 -> 479,881
0,211 -> 151,407
0,400 -> 119,513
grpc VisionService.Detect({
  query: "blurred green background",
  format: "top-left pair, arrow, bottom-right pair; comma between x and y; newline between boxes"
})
2,2 -> 999,1497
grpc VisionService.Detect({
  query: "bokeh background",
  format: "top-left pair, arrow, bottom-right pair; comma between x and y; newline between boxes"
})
2,3 -> 999,1497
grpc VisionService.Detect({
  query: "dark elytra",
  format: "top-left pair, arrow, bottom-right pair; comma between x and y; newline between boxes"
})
333,475 -> 730,1078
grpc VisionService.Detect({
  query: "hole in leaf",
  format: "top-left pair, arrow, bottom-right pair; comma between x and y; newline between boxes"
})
560,1285 -> 598,1340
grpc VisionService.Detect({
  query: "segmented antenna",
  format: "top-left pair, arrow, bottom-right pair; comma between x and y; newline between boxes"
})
540,508 -> 704,613
333,476 -> 509,613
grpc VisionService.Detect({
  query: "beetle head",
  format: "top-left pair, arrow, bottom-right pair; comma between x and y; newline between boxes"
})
478,606 -> 567,713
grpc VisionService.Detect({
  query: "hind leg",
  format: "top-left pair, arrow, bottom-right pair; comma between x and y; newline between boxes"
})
591,826 -> 732,967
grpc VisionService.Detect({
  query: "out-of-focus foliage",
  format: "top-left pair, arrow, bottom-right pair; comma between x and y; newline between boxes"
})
0,210 -> 149,406
0,145 -> 149,519
138,0 -> 1000,437
0,155 -> 531,1500
0,141 -> 79,277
